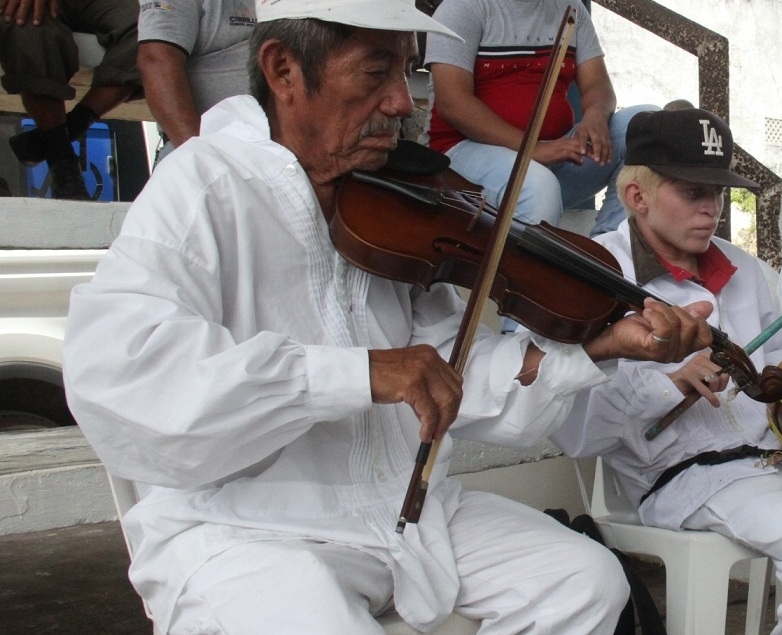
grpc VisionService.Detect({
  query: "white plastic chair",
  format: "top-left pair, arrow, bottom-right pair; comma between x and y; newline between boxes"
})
107,473 -> 164,635
574,457 -> 776,635
107,472 -> 479,635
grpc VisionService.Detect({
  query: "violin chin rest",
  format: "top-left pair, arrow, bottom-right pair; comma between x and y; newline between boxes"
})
385,139 -> 451,175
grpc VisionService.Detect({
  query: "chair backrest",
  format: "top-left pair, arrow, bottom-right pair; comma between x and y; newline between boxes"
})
107,473 -> 139,555
106,472 -> 157,624
574,457 -> 644,525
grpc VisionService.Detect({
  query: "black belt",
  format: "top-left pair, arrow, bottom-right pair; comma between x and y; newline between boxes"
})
640,445 -> 778,504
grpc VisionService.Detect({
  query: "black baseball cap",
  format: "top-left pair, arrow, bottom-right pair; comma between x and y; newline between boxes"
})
624,108 -> 758,189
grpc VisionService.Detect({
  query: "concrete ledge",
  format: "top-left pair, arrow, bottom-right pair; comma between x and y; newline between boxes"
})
0,426 -> 586,535
0,198 -> 595,250
0,198 -> 128,249
0,427 -> 98,475
0,428 -> 116,535
0,66 -> 152,122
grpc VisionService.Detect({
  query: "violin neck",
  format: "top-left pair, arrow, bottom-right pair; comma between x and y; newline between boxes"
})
519,224 -> 731,348
351,171 -> 442,207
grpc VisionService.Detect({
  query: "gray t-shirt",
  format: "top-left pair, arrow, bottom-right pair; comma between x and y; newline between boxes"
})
138,0 -> 256,115
424,0 -> 604,149
425,0 -> 602,72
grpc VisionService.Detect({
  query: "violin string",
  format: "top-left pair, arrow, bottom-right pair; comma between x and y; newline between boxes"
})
441,187 -> 736,349
532,223 -> 658,299
438,191 -> 492,233
440,191 -> 487,210
534,224 -> 679,303
447,190 -> 665,302
529,222 -> 735,349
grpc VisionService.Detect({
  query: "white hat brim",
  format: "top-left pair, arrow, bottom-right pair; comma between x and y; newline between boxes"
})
257,0 -> 462,40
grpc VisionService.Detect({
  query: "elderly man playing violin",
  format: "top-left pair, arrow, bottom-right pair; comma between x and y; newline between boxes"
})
552,107 -> 782,634
62,2 -> 712,633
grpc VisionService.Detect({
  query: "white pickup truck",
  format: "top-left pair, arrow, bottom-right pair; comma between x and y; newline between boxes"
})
0,198 -> 128,432
0,199 -> 126,534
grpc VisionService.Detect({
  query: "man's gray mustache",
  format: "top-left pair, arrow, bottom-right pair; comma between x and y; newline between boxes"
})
360,120 -> 401,138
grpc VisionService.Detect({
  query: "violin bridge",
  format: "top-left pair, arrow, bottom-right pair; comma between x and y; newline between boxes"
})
465,191 -> 487,232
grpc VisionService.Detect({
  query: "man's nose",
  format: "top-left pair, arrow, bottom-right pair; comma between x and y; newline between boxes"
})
382,76 -> 415,118
706,193 -> 724,216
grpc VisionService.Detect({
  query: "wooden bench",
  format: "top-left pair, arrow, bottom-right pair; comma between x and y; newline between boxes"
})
0,32 -> 152,122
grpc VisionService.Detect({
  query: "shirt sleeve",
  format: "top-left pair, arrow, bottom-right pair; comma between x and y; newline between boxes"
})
573,0 -> 604,65
64,237 -> 373,489
550,362 -> 681,459
138,0 -> 201,55
63,155 -> 374,489
424,0 -> 483,72
453,328 -> 611,447
402,283 -> 610,448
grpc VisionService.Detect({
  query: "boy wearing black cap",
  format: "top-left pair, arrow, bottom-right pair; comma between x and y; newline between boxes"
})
552,107 -> 782,634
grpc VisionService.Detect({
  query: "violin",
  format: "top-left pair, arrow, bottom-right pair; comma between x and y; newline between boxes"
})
332,160 -> 782,408
333,164 -> 626,343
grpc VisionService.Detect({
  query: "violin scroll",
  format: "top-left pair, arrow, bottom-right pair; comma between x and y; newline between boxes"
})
647,335 -> 782,441
710,343 -> 782,403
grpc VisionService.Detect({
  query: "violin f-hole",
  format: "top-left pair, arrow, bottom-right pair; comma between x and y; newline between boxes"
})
432,237 -> 483,258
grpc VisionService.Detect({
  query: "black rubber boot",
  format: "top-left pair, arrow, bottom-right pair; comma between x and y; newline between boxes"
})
9,104 -> 98,166
43,125 -> 89,200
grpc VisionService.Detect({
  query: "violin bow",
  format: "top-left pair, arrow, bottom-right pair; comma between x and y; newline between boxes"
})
645,314 -> 782,440
396,6 -> 578,533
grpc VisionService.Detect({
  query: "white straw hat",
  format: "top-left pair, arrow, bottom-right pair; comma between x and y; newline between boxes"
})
254,0 -> 460,39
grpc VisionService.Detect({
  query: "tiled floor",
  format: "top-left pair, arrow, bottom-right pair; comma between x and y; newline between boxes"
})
0,521 -> 776,634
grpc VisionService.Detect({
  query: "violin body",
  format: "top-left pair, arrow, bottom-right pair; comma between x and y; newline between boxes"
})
332,166 -> 627,343
332,162 -> 782,421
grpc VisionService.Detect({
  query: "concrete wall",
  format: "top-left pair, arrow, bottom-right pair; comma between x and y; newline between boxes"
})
594,0 -> 782,176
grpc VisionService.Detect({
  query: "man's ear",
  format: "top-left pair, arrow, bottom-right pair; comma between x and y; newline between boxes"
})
257,40 -> 300,104
624,181 -> 648,216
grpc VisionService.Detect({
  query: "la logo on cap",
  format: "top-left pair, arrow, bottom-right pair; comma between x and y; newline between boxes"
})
700,119 -> 724,157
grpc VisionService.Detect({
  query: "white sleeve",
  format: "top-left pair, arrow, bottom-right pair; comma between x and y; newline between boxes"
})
64,241 -> 371,489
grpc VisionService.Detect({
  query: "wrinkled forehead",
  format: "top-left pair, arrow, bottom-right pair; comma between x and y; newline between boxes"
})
306,28 -> 418,87
337,28 -> 418,60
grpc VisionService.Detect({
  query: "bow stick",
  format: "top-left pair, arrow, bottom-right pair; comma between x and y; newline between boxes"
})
645,314 -> 782,441
396,6 -> 577,533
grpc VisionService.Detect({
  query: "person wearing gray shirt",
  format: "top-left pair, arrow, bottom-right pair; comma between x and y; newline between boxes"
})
137,0 -> 256,164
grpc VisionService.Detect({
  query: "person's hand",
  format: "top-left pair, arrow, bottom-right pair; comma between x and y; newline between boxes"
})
668,350 -> 728,407
532,137 -> 586,166
369,345 -> 463,443
1,0 -> 57,25
572,109 -> 612,166
583,298 -> 714,364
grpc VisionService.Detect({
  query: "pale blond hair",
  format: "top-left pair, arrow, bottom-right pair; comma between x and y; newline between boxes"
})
616,165 -> 668,216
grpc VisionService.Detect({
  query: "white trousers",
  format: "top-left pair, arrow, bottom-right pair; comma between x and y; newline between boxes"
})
168,490 -> 628,635
682,472 -> 782,635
